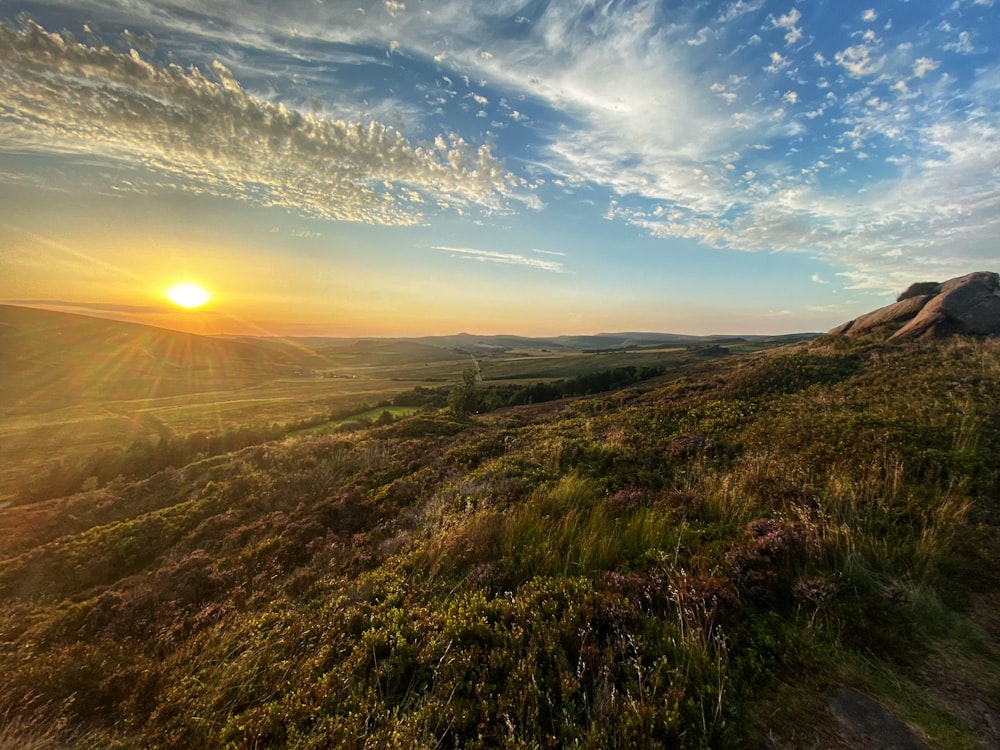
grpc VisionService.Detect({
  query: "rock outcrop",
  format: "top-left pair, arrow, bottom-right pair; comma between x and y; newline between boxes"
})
830,271 -> 1000,341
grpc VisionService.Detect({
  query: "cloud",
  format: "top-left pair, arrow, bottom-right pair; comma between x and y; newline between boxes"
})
834,43 -> 885,77
913,57 -> 940,78
687,27 -> 710,46
771,8 -> 803,46
718,0 -> 765,24
430,245 -> 564,272
861,9 -> 878,22
3,2 -> 996,295
944,30 -> 975,54
810,273 -> 828,284
764,51 -> 790,73
121,29 -> 156,55
0,20 -> 515,225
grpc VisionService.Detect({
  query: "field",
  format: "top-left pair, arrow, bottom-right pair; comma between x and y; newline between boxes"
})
2,306 -> 779,502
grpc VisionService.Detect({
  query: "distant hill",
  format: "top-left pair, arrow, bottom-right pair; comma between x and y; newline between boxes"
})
0,305 -> 326,414
1,306 -> 822,416
291,331 -> 820,353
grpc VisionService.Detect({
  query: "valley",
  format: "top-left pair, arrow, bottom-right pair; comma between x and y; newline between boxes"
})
0,303 -> 997,747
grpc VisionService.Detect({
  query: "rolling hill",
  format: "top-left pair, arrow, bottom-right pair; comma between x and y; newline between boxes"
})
0,305 -> 327,414
0,324 -> 997,747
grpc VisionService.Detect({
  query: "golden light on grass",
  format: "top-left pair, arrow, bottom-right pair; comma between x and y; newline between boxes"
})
166,282 -> 211,309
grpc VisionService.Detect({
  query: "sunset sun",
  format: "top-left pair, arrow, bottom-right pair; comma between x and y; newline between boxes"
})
166,282 -> 211,309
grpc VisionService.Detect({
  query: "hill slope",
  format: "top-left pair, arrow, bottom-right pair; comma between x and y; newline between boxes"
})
1,337 -> 998,748
0,305 -> 327,414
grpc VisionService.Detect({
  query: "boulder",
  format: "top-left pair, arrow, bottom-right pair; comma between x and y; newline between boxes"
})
830,271 -> 1000,341
832,295 -> 932,337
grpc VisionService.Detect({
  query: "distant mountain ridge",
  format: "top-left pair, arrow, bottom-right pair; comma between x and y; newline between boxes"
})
830,271 -> 1000,340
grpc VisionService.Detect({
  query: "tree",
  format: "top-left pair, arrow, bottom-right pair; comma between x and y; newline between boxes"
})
448,368 -> 480,418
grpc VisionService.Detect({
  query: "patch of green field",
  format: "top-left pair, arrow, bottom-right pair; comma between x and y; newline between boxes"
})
480,347 -> 696,380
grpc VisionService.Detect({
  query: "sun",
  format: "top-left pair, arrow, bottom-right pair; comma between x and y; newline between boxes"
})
166,282 -> 211,309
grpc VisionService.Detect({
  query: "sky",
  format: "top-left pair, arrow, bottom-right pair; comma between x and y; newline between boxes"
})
1,0 -> 998,337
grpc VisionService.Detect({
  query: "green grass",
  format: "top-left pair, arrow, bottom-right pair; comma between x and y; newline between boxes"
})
0,334 -> 998,747
479,347 -> 693,380
291,405 -> 421,435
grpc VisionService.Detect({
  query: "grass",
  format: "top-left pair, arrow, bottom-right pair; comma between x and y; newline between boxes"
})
290,405 -> 421,435
0,334 -> 998,747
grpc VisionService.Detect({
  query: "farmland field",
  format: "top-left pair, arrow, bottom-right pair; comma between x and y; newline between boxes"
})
2,306 -> 791,502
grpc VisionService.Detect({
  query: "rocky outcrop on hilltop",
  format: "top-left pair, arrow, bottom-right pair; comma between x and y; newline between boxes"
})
830,271 -> 1000,341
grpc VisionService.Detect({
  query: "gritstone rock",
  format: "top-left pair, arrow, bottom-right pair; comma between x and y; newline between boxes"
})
829,271 -> 1000,341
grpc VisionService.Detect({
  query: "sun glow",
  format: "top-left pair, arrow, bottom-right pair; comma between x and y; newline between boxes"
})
166,282 -> 211,308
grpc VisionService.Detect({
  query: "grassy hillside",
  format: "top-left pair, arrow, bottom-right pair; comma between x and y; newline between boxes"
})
0,307 -> 738,503
0,335 -> 997,747
0,305 -> 327,411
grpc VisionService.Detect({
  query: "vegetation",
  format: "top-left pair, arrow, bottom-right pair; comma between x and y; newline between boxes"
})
1,306 -> 733,502
1,329 -> 998,748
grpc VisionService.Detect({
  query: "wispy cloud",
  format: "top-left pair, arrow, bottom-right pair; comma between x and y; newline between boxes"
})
431,245 -> 564,272
2,2 -> 997,294
0,19 -> 516,226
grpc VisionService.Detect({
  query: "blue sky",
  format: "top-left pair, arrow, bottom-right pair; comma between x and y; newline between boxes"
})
1,0 -> 997,336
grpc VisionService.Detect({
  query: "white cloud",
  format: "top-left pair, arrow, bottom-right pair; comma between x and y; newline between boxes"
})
0,20 -> 514,225
911,57 -> 939,79
771,8 -> 803,46
945,31 -> 975,54
835,43 -> 885,77
430,245 -> 564,272
861,9 -> 878,22
687,27 -> 710,46
764,51 -> 790,73
3,1 -> 996,294
718,0 -> 765,23
121,28 -> 156,55
810,273 -> 828,284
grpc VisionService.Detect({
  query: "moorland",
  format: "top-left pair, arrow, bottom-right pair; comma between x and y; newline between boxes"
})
0,303 -> 998,748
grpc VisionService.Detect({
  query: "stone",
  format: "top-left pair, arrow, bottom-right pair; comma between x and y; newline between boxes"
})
897,281 -> 941,301
829,271 -> 1000,341
890,272 -> 1000,341
835,295 -> 932,337
827,687 -> 928,749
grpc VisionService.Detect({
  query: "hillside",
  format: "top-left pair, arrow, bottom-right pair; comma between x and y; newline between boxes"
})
0,306 -> 771,504
0,305 -> 327,414
1,335 -> 998,748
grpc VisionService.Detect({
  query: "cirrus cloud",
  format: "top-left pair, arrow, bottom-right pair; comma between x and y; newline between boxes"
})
0,19 -> 516,225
